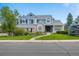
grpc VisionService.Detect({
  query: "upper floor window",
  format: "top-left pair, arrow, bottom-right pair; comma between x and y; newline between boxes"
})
43,19 -> 46,23
47,20 -> 50,22
29,19 -> 34,24
20,19 -> 25,24
20,19 -> 22,24
47,17 -> 51,23
37,19 -> 46,24
37,19 -> 43,24
22,20 -> 25,23
37,19 -> 40,23
26,19 -> 27,24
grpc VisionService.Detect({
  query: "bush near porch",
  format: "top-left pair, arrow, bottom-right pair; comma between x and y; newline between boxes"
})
56,31 -> 68,34
14,28 -> 45,36
36,34 -> 79,40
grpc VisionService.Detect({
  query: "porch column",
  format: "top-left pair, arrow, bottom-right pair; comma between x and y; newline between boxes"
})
53,25 -> 55,33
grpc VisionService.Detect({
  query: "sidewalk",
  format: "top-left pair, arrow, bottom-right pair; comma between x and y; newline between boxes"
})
0,40 -> 79,42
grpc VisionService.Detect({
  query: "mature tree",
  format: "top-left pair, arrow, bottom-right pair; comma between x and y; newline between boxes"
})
14,9 -> 19,16
0,6 -> 18,36
67,13 -> 73,26
66,13 -> 73,30
14,9 -> 19,24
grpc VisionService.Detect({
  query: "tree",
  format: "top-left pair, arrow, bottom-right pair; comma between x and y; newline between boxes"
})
66,13 -> 73,30
14,9 -> 19,16
0,6 -> 18,36
14,9 -> 19,24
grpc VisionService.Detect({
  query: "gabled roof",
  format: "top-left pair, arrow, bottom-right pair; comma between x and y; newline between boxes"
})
26,12 -> 35,16
19,12 -> 53,19
53,20 -> 63,25
36,15 -> 52,19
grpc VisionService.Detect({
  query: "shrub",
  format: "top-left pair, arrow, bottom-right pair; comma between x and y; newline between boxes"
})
24,32 -> 35,36
25,32 -> 44,36
34,32 -> 42,35
14,28 -> 25,36
33,32 -> 45,36
24,31 -> 29,35
56,31 -> 68,34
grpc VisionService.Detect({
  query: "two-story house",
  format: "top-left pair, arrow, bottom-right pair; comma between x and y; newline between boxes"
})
16,13 -> 64,33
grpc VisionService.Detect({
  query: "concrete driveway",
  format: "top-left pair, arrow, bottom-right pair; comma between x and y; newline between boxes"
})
0,42 -> 79,56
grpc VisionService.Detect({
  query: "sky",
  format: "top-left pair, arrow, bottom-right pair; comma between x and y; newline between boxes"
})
0,3 -> 79,23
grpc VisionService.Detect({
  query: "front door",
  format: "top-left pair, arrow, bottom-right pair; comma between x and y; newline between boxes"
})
45,25 -> 53,32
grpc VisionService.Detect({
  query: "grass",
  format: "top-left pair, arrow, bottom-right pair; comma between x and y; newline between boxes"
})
0,36 -> 33,40
36,34 -> 79,40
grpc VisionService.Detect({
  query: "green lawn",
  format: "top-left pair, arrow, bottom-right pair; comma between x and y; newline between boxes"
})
36,34 -> 79,40
0,36 -> 33,40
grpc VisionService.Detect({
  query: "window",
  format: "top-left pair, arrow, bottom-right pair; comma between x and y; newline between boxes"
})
43,19 -> 46,23
22,20 -> 25,23
47,17 -> 50,23
20,19 -> 22,23
30,14 -> 32,16
29,19 -> 34,24
47,18 -> 50,19
37,19 -> 39,23
55,26 -> 61,31
20,19 -> 25,24
47,20 -> 50,22
26,19 -> 27,24
37,19 -> 43,24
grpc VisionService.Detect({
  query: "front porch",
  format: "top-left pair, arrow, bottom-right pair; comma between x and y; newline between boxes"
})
45,25 -> 53,32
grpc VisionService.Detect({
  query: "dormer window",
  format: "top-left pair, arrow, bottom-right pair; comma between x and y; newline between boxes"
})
30,14 -> 32,16
27,12 -> 35,16
47,18 -> 50,19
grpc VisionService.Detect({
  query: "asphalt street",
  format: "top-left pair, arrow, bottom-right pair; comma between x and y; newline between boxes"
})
0,42 -> 79,56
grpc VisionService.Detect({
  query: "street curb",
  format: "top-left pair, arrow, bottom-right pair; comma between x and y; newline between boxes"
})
0,40 -> 79,42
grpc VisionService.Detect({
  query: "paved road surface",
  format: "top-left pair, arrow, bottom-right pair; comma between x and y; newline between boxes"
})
0,42 -> 79,56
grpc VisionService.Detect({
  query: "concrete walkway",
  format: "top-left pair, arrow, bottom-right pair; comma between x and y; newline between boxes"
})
30,32 -> 51,40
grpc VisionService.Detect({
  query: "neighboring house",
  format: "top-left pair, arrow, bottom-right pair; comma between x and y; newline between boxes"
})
68,19 -> 79,35
16,12 -> 64,33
